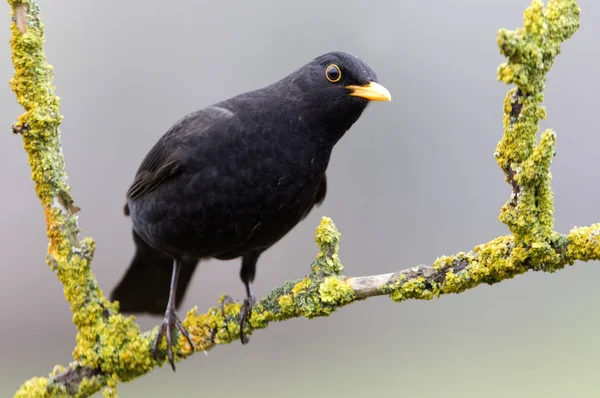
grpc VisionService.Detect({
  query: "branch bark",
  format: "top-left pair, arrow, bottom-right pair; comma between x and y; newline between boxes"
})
9,0 -> 585,397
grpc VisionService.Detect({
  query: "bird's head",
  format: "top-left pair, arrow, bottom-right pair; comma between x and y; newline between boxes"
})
284,51 -> 391,143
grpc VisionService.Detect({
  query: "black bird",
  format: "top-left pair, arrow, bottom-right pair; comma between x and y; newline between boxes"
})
110,51 -> 391,370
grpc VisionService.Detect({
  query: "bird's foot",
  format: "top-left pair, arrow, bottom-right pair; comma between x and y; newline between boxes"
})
239,295 -> 256,344
152,310 -> 194,371
217,294 -> 256,344
219,295 -> 239,310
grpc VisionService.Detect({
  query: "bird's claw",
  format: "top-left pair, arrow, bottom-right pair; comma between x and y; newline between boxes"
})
239,295 -> 256,344
219,295 -> 238,315
212,295 -> 238,343
216,294 -> 256,344
152,310 -> 194,371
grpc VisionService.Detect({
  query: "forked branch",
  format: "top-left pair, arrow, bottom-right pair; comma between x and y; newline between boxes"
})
9,1 -> 586,397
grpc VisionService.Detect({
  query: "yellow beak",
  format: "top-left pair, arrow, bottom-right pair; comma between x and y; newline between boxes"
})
346,81 -> 392,101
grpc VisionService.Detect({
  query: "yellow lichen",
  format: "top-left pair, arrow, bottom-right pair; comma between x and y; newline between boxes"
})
102,374 -> 119,398
566,224 -> 600,262
388,276 -> 435,302
495,0 -> 580,250
278,295 -> 295,316
14,377 -> 56,398
76,376 -> 104,398
292,278 -> 312,296
319,277 -> 355,304
9,1 -> 162,391
312,217 -> 343,275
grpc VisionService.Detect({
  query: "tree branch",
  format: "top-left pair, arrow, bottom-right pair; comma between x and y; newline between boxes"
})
9,0 -> 585,397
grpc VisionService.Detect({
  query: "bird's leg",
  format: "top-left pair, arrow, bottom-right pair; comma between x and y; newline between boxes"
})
238,252 -> 259,344
214,252 -> 260,344
152,258 -> 195,371
216,284 -> 255,344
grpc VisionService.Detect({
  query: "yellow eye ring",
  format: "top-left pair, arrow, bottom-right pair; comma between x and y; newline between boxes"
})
325,64 -> 342,83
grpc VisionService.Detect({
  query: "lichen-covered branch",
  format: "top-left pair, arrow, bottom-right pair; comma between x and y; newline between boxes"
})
9,1 -> 587,398
494,0 -> 580,252
14,217 -> 600,398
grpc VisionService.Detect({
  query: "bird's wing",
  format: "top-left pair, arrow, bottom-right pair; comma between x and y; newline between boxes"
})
126,132 -> 185,201
126,109 -> 227,202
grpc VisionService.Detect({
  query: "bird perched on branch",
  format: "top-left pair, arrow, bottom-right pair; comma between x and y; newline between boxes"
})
110,51 -> 391,370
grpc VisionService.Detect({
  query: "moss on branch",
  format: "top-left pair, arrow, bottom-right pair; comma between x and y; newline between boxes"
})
9,0 -> 588,397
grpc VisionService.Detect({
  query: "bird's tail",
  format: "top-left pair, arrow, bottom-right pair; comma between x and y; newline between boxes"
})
110,228 -> 200,315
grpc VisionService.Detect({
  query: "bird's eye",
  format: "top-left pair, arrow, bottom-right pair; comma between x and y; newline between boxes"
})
325,64 -> 342,83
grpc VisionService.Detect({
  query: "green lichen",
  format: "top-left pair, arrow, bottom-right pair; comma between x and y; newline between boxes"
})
8,3 -> 70,210
311,217 -> 343,275
251,275 -> 354,321
75,377 -> 104,398
382,221 -> 600,305
9,1 -> 162,395
494,0 -> 580,252
291,276 -> 335,318
497,0 -> 580,95
384,236 -> 522,302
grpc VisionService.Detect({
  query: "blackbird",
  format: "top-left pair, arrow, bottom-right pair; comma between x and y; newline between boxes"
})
110,51 -> 391,370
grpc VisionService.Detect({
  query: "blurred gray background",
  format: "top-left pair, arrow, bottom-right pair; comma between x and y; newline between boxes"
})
1,0 -> 598,396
